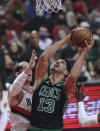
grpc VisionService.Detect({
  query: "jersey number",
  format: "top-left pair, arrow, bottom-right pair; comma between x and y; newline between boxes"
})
37,98 -> 55,113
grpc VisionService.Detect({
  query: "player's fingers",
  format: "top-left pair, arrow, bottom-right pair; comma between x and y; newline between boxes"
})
85,40 -> 88,47
71,25 -> 80,33
84,89 -> 88,97
90,37 -> 94,45
81,87 -> 84,94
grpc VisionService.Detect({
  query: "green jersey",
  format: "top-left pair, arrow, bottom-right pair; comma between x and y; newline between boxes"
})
30,78 -> 70,129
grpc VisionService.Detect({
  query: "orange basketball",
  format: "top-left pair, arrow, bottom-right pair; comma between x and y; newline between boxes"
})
71,27 -> 93,48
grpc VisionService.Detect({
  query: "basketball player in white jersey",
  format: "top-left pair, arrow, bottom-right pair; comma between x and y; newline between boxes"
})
75,84 -> 100,126
0,86 -> 10,131
9,50 -> 36,131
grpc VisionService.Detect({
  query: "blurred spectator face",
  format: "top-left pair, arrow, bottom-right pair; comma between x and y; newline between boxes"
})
0,17 -> 8,30
30,31 -> 40,47
5,54 -> 14,69
94,10 -> 100,23
39,26 -> 49,40
0,30 -> 7,45
95,60 -> 100,74
64,0 -> 72,11
10,42 -> 19,53
58,29 -> 67,39
0,5 -> 5,16
96,29 -> 100,36
5,12 -> 13,23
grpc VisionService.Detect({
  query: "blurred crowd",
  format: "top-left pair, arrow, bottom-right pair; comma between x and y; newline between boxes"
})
0,0 -> 100,89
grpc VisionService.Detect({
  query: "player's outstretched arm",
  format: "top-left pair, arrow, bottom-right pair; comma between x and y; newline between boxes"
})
64,37 -> 94,99
9,50 -> 36,97
75,87 -> 100,126
34,34 -> 74,88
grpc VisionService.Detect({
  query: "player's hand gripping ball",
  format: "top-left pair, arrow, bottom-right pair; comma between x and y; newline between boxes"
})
71,27 -> 93,48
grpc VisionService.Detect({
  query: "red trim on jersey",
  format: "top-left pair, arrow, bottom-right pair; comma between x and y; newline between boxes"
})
22,88 -> 33,94
11,106 -> 31,117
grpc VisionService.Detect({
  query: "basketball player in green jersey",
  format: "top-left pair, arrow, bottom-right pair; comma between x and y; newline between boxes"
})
29,31 -> 94,131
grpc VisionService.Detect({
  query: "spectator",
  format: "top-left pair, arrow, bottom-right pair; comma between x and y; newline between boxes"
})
8,42 -> 23,62
19,30 -> 42,62
52,10 -> 70,40
19,30 -> 42,84
39,26 -> 53,51
0,30 -> 9,54
64,0 -> 77,29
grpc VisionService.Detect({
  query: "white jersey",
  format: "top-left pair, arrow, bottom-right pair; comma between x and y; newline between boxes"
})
0,91 -> 10,113
0,91 -> 10,131
11,89 -> 32,131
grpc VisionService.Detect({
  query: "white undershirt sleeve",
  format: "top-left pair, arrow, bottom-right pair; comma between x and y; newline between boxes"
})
9,72 -> 28,97
78,102 -> 98,126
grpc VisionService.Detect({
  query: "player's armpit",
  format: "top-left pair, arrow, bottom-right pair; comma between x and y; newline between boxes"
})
64,74 -> 77,99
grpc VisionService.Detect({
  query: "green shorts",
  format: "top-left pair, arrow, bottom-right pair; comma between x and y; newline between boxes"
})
29,125 -> 63,131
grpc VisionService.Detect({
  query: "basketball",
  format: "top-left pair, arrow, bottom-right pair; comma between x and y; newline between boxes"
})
71,27 -> 93,48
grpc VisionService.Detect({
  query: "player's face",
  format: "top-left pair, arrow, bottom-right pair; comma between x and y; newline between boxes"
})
26,70 -> 32,82
50,59 -> 67,74
30,32 -> 40,46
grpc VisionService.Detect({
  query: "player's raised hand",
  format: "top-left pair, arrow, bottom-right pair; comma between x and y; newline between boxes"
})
28,50 -> 36,70
66,26 -> 80,46
25,50 -> 36,74
74,86 -> 88,102
84,37 -> 94,52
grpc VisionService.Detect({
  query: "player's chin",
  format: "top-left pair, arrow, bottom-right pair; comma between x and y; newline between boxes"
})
26,78 -> 32,82
51,67 -> 57,71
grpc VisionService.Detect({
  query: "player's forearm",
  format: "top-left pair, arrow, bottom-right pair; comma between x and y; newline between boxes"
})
9,72 -> 28,97
78,102 -> 98,126
41,36 -> 69,60
70,50 -> 87,79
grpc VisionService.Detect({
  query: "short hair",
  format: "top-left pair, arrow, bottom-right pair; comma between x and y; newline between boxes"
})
14,65 -> 23,73
14,61 -> 28,73
65,58 -> 75,72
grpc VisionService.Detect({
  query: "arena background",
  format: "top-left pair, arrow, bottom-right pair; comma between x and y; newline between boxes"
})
0,0 -> 100,130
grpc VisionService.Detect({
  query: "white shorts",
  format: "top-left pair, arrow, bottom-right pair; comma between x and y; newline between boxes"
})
10,112 -> 30,131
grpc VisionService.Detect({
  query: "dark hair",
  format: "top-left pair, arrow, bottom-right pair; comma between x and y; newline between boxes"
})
14,65 -> 23,73
64,58 -> 75,72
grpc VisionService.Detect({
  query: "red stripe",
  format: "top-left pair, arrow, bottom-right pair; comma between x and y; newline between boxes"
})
5,123 -> 12,130
12,106 -> 31,117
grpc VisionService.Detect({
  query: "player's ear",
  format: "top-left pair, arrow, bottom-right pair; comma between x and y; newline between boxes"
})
16,72 -> 20,77
64,70 -> 69,76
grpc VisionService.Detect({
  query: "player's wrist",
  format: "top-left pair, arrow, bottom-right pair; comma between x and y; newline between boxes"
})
77,100 -> 84,102
78,101 -> 84,106
65,34 -> 75,45
24,68 -> 31,75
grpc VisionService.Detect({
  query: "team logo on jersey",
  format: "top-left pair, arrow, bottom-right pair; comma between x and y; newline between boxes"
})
26,98 -> 32,106
39,85 -> 61,100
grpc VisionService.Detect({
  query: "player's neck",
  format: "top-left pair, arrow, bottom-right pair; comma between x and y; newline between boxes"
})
50,72 -> 64,84
23,81 -> 30,90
